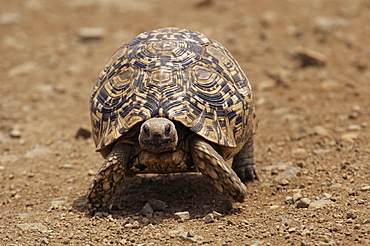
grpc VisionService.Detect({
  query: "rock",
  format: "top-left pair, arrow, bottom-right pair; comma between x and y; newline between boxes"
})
8,62 -> 36,77
262,162 -> 293,172
75,128 -> 91,139
285,196 -> 294,204
309,199 -> 334,209
204,213 -> 215,223
313,16 -> 348,33
132,221 -> 140,229
78,27 -> 106,41
296,198 -> 311,208
141,202 -> 154,217
346,209 -> 357,219
212,211 -> 222,219
25,146 -> 52,158
274,166 -> 299,183
360,185 -> 370,191
340,132 -> 359,142
293,193 -> 303,203
276,216 -> 291,225
314,126 -> 329,137
321,193 -> 332,199
174,211 -> 190,220
294,48 -> 326,67
0,13 -> 22,24
10,126 -> 22,138
0,154 -> 19,165
149,199 -> 166,211
16,223 -> 48,232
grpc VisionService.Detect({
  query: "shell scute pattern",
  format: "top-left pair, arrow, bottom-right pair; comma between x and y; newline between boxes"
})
90,28 -> 257,153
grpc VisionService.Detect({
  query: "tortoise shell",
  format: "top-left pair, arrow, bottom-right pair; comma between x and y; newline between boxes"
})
90,27 -> 257,153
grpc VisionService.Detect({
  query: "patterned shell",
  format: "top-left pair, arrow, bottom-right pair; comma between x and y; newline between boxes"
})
90,27 -> 257,152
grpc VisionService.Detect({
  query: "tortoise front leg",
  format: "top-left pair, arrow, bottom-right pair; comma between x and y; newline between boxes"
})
232,136 -> 259,182
86,143 -> 132,213
190,137 -> 247,202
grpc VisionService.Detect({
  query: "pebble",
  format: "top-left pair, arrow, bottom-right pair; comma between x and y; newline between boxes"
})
293,192 -> 303,203
16,223 -> 48,232
314,126 -> 330,137
78,27 -> 106,40
274,166 -> 299,183
75,128 -> 91,139
148,199 -> 166,211
204,213 -> 215,223
276,216 -> 291,225
340,132 -> 359,143
141,202 -> 154,217
346,209 -> 357,219
1,13 -> 22,24
8,62 -> 37,77
0,154 -> 19,165
10,126 -> 22,138
313,16 -> 348,33
174,211 -> 190,220
309,199 -> 334,209
296,198 -> 311,208
360,185 -> 370,191
285,196 -> 294,204
294,48 -> 326,67
25,146 -> 52,158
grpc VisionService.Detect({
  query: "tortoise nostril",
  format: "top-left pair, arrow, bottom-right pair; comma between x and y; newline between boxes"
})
165,124 -> 171,136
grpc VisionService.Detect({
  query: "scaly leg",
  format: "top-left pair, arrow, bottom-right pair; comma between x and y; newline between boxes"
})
86,143 -> 132,213
191,137 -> 247,202
232,136 -> 259,182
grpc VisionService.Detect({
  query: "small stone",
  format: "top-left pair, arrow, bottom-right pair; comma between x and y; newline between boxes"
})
346,209 -> 357,219
174,211 -> 190,220
25,146 -> 52,158
148,199 -> 166,211
78,27 -> 106,40
341,132 -> 359,143
10,126 -> 22,138
278,179 -> 290,186
321,193 -> 332,199
8,62 -> 36,77
75,128 -> 91,139
16,223 -> 48,232
296,198 -> 311,208
204,213 -> 215,223
309,199 -> 334,209
285,196 -> 294,204
212,211 -> 222,219
141,202 -> 154,217
360,185 -> 370,191
1,13 -> 22,24
294,48 -> 326,67
132,221 -> 140,229
357,199 -> 365,205
274,166 -> 299,183
293,193 -> 303,203
276,216 -> 291,225
314,126 -> 329,136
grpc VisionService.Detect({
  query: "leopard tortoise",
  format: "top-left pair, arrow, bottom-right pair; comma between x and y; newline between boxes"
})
87,27 -> 258,212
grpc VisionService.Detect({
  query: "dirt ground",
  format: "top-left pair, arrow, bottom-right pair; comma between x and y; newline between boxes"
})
1,0 -> 370,245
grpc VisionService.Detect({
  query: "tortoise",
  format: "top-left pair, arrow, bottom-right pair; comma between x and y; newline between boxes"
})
87,27 -> 258,212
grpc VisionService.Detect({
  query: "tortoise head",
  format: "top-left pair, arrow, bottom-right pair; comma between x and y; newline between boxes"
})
139,117 -> 178,153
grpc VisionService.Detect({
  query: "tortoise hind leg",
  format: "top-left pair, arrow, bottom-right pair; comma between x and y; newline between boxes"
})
232,136 -> 259,182
86,143 -> 132,214
191,137 -> 247,202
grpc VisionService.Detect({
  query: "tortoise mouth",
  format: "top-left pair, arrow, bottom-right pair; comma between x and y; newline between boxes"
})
141,139 -> 176,153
